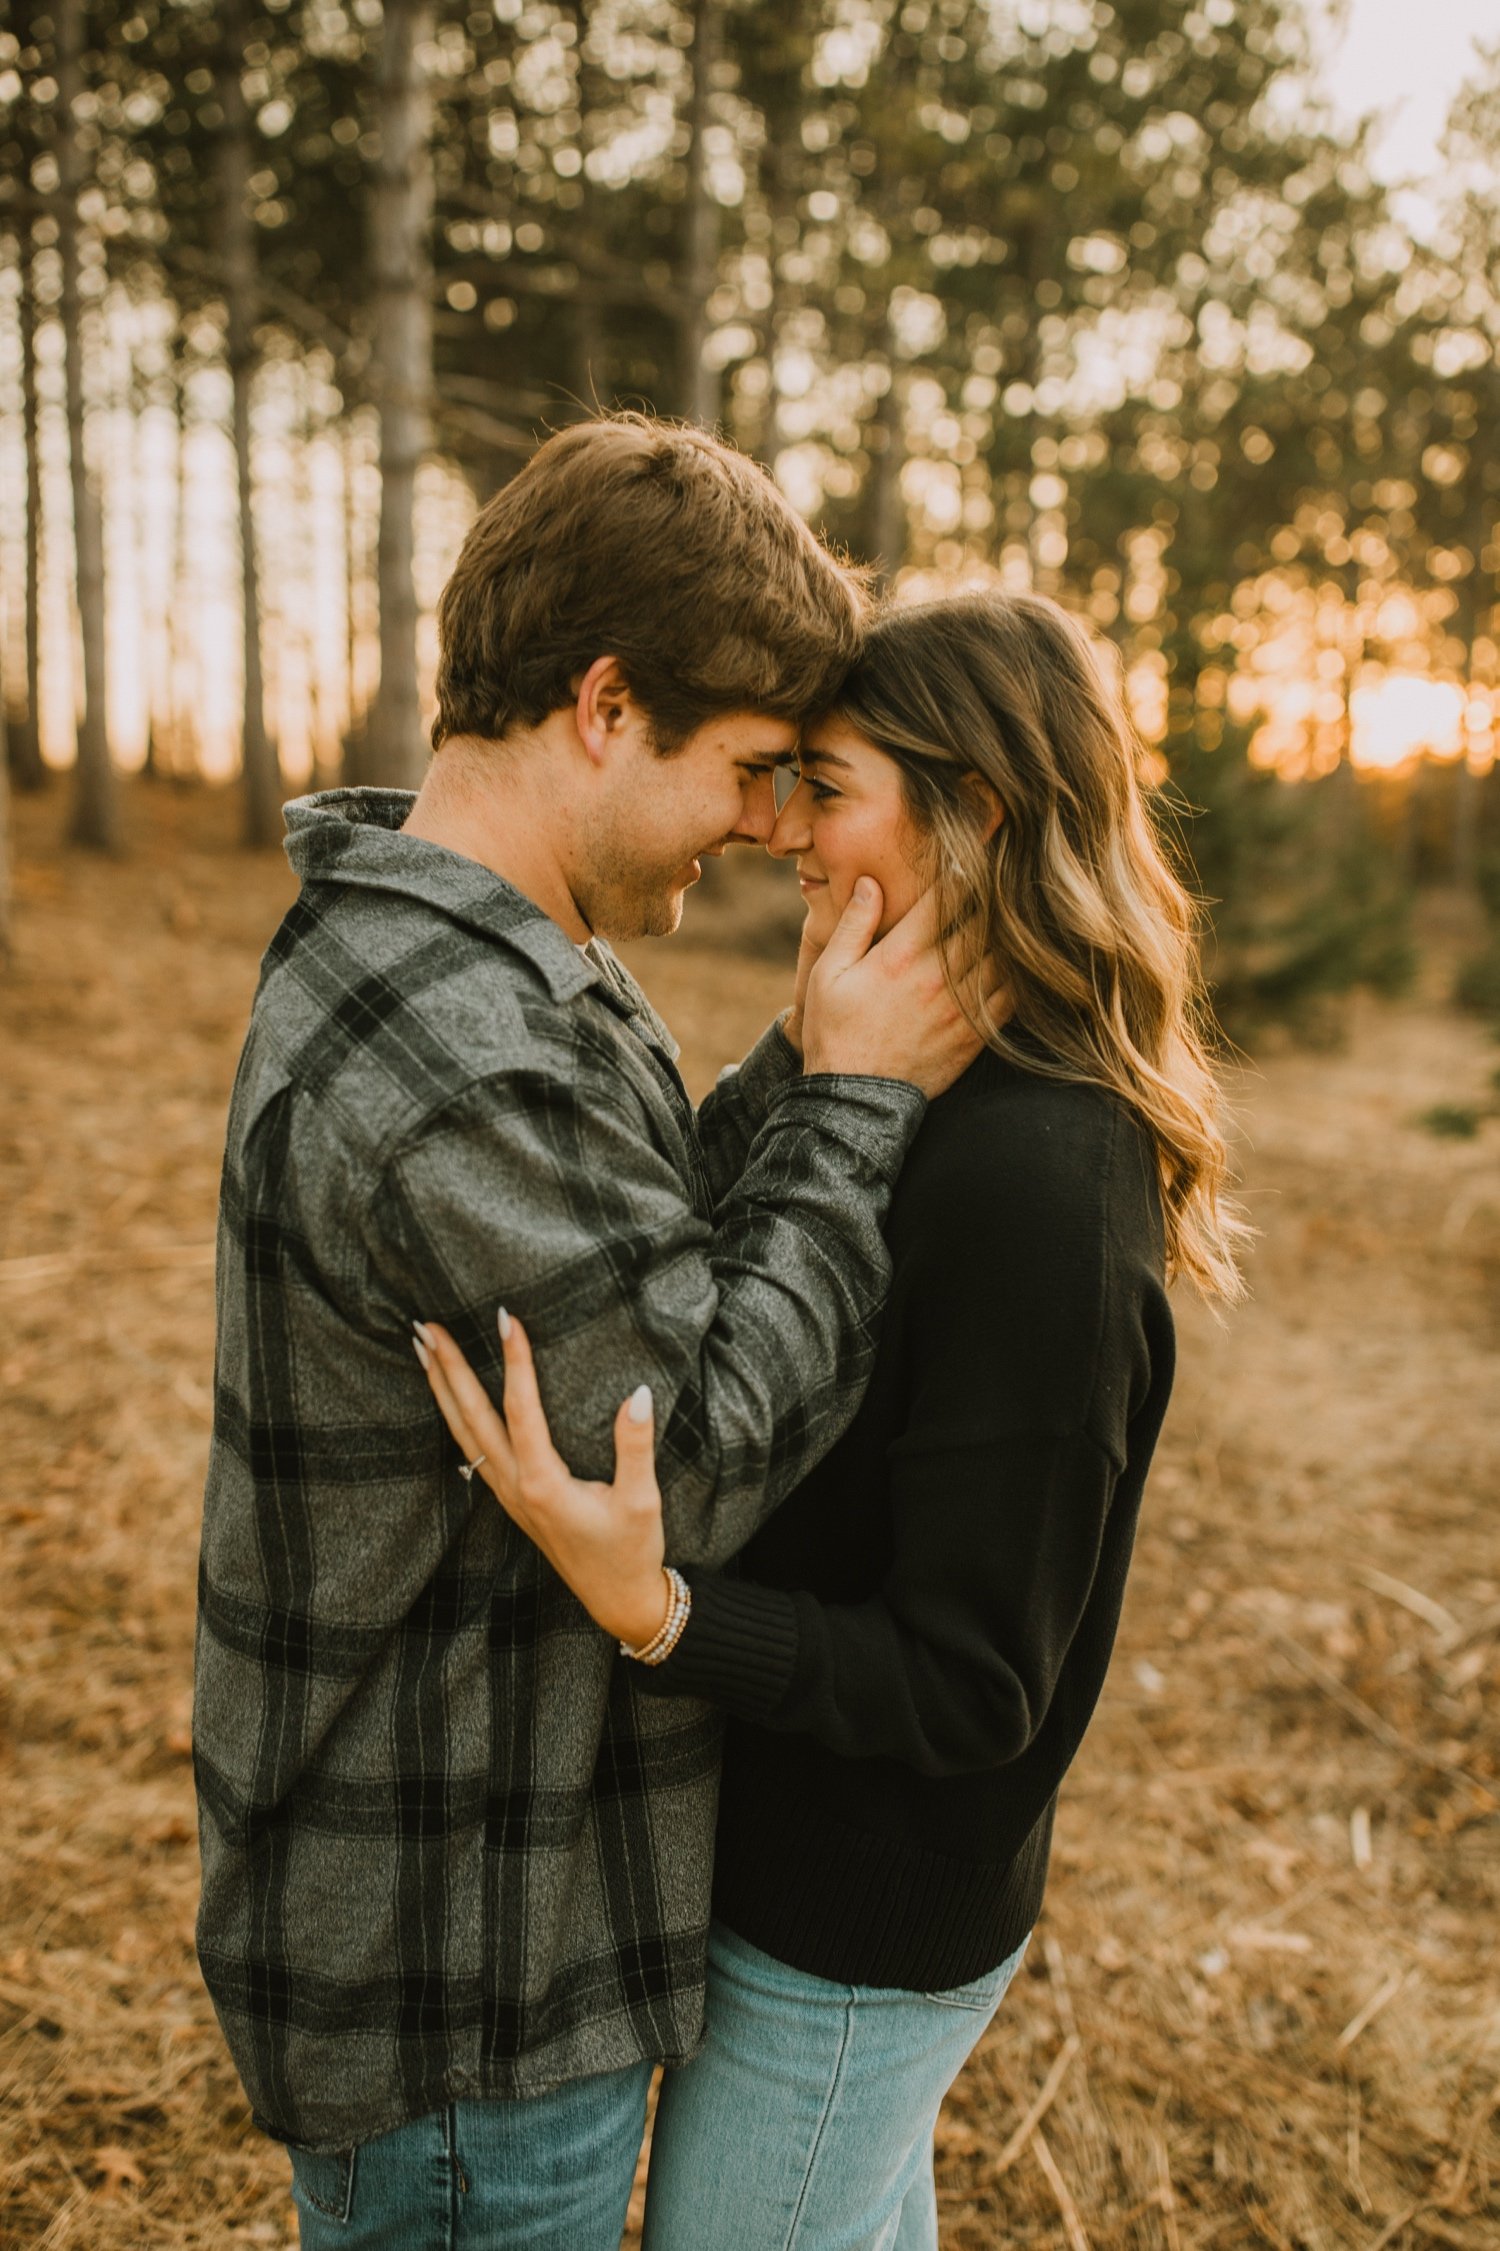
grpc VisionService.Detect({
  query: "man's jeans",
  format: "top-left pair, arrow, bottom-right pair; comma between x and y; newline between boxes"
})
642,1922 -> 1029,2251
287,2061 -> 653,2251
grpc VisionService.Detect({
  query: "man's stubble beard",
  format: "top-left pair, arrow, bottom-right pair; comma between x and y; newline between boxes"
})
573,843 -> 689,943
601,884 -> 685,941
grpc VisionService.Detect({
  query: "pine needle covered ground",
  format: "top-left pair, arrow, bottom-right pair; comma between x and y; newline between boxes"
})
1,782 -> 1497,2250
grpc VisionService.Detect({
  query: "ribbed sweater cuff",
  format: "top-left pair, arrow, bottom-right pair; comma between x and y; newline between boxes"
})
636,1572 -> 801,1721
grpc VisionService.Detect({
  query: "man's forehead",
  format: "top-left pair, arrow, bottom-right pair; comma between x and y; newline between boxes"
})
716,713 -> 799,762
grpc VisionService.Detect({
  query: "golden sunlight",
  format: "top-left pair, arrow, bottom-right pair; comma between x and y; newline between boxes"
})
1349,676 -> 1473,773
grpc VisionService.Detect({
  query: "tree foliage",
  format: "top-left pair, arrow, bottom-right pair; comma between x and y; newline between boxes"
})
2,0 -> 1497,1003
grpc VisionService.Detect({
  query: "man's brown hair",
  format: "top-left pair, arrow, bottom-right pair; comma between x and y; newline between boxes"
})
432,415 -> 868,752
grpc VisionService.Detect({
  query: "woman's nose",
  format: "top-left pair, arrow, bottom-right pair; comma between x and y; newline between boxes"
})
768,781 -> 814,860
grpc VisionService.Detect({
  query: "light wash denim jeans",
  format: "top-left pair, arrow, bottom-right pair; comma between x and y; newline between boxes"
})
286,2060 -> 653,2251
642,1922 -> 1030,2251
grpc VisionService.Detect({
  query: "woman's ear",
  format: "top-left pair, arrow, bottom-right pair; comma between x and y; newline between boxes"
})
960,771 -> 1005,841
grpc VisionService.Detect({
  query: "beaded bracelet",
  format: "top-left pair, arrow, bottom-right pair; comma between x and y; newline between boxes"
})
620,1566 -> 691,1666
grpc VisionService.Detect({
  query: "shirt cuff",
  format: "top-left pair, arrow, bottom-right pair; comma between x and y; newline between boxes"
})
759,1071 -> 927,1177
716,1014 -> 802,1123
634,1571 -> 802,1723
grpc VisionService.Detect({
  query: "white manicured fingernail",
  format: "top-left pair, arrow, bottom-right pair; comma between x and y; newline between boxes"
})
412,1338 -> 431,1371
627,1384 -> 653,1424
498,1306 -> 512,1339
413,1319 -> 434,1344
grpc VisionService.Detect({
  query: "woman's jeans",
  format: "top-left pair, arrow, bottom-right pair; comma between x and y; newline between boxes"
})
642,1922 -> 1030,2251
286,2060 -> 653,2251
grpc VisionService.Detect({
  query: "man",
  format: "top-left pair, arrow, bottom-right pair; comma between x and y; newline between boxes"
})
194,415 -> 981,2248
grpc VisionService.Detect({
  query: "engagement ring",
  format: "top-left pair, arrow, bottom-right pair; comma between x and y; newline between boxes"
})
458,1454 -> 487,1482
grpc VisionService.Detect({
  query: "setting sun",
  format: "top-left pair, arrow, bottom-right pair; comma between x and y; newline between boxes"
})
1349,676 -> 1472,773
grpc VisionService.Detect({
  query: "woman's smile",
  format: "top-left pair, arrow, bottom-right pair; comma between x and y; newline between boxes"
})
768,715 -> 928,940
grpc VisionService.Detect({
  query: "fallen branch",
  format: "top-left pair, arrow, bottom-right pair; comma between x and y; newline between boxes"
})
1337,1970 -> 1415,2053
1438,1598 -> 1500,1658
1347,2083 -> 1373,2214
1357,1567 -> 1460,1640
1154,2133 -> 1184,2251
994,2034 -> 1081,2175
1267,1633 -> 1493,1798
1414,2213 -> 1500,2249
1235,2198 -> 1308,2251
1366,2203 -> 1425,2251
1439,2074 -> 1500,2209
1030,2128 -> 1091,2251
1043,1933 -> 1080,2041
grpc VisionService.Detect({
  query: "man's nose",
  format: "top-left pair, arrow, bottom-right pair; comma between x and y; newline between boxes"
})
729,769 -> 780,845
768,781 -> 813,860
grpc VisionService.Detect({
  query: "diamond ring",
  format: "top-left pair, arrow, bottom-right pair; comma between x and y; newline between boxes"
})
458,1454 -> 488,1483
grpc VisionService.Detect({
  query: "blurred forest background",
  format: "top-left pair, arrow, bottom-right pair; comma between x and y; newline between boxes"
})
1,0 -> 1500,1034
2,6 -> 1500,2250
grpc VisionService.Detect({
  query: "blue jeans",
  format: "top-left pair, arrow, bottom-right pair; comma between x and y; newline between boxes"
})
642,1923 -> 1030,2251
287,2062 -> 653,2251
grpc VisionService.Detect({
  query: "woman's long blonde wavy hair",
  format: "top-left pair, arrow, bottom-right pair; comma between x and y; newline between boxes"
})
835,590 -> 1248,1301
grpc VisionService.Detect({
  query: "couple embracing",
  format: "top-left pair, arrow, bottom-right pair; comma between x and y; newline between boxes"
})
194,414 -> 1242,2250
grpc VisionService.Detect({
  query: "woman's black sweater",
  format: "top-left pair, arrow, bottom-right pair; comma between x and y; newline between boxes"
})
641,1044 -> 1176,1992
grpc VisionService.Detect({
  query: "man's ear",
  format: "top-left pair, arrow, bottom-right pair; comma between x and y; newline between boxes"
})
574,655 -> 634,766
960,771 -> 1005,841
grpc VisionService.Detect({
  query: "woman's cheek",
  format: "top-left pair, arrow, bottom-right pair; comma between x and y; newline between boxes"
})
803,888 -> 841,942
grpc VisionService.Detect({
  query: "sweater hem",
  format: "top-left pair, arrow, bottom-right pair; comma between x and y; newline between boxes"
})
711,1792 -> 1055,1994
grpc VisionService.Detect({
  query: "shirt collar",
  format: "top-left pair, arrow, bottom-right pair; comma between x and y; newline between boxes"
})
282,787 -> 600,1006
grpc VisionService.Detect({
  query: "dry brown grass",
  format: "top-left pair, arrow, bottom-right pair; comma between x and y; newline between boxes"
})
2,779 -> 1497,2250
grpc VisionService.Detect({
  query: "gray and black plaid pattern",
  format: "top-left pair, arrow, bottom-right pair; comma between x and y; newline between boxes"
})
194,789 -> 924,2154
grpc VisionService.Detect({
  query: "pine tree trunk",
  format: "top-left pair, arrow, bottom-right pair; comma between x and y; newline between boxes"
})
57,0 -> 118,850
745,20 -> 812,461
679,0 -> 722,427
863,313 -> 907,580
367,0 -> 433,790
1449,485 -> 1491,894
219,0 -> 281,844
0,662 -> 12,961
164,366 -> 197,780
341,417 -> 363,783
139,344 -> 161,779
573,287 -> 605,416
125,336 -> 157,781
13,231 -> 46,789
1451,755 -> 1480,894
298,366 -> 330,787
556,0 -> 604,417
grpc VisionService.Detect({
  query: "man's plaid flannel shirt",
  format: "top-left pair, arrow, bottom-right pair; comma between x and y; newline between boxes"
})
193,789 -> 924,2153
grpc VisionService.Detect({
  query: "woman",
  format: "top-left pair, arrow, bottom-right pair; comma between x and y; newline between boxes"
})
414,590 -> 1245,2250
